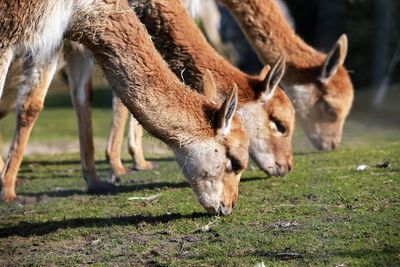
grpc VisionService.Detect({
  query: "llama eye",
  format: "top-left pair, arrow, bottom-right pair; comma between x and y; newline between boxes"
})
322,104 -> 339,122
227,156 -> 243,173
271,119 -> 286,134
324,103 -> 337,118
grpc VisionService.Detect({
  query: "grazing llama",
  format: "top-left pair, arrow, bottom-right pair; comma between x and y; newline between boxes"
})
106,0 -> 295,179
0,0 -> 250,215
1,0 -> 295,186
219,0 -> 354,151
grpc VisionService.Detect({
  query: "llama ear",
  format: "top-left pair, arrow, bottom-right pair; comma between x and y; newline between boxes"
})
216,84 -> 238,135
320,34 -> 348,83
200,70 -> 217,99
259,54 -> 285,102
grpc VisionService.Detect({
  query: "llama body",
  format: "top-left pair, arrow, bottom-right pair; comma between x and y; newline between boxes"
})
107,0 -> 295,177
0,0 -> 250,215
219,0 -> 354,151
1,0 -> 295,189
131,0 -> 295,176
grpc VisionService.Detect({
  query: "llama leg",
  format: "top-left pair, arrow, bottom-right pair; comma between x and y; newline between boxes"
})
128,115 -> 156,171
0,56 -> 21,177
64,44 -> 115,193
1,55 -> 58,202
0,48 -> 13,97
0,117 -> 5,172
106,94 -> 129,182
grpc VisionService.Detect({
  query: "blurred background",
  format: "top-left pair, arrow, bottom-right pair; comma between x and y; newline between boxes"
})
0,0 -> 399,156
218,0 -> 400,147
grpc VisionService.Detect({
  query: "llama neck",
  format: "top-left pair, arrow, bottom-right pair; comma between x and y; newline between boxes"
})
220,0 -> 326,84
73,1 -> 215,147
134,0 -> 259,103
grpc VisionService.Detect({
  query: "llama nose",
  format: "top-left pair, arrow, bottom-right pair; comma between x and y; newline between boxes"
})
321,141 -> 333,151
275,161 -> 291,177
219,202 -> 232,216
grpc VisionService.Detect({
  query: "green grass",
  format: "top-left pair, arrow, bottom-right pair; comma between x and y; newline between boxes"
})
0,104 -> 399,266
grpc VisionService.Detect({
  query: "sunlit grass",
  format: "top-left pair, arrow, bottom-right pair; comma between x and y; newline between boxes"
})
0,95 -> 399,265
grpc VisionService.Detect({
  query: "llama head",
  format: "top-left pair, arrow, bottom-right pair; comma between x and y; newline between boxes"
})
241,55 -> 295,177
286,34 -> 354,151
174,78 -> 249,215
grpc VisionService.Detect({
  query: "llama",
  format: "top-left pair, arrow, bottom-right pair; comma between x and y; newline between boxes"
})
105,0 -> 295,179
0,0 -> 250,215
218,0 -> 354,151
1,0 -> 295,184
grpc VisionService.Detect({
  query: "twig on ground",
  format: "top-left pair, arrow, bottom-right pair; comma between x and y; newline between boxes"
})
191,217 -> 220,233
127,193 -> 160,201
375,161 -> 390,168
356,164 -> 368,171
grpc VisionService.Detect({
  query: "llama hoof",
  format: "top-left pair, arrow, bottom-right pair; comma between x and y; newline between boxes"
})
111,166 -> 128,176
131,161 -> 159,171
1,191 -> 17,202
109,173 -> 122,184
88,181 -> 117,194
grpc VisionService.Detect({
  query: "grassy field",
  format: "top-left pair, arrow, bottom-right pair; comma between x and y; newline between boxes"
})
0,89 -> 399,266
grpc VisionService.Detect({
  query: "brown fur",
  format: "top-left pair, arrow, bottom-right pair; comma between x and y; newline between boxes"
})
135,0 -> 258,102
219,0 -> 354,151
0,0 -> 293,184
0,0 -> 250,213
106,94 -> 131,176
127,116 -> 154,170
132,0 -> 295,175
72,0 -> 219,143
0,1 -> 46,49
105,96 -> 154,177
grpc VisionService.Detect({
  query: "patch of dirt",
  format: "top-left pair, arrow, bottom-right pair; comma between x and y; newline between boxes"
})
0,228 -> 214,266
